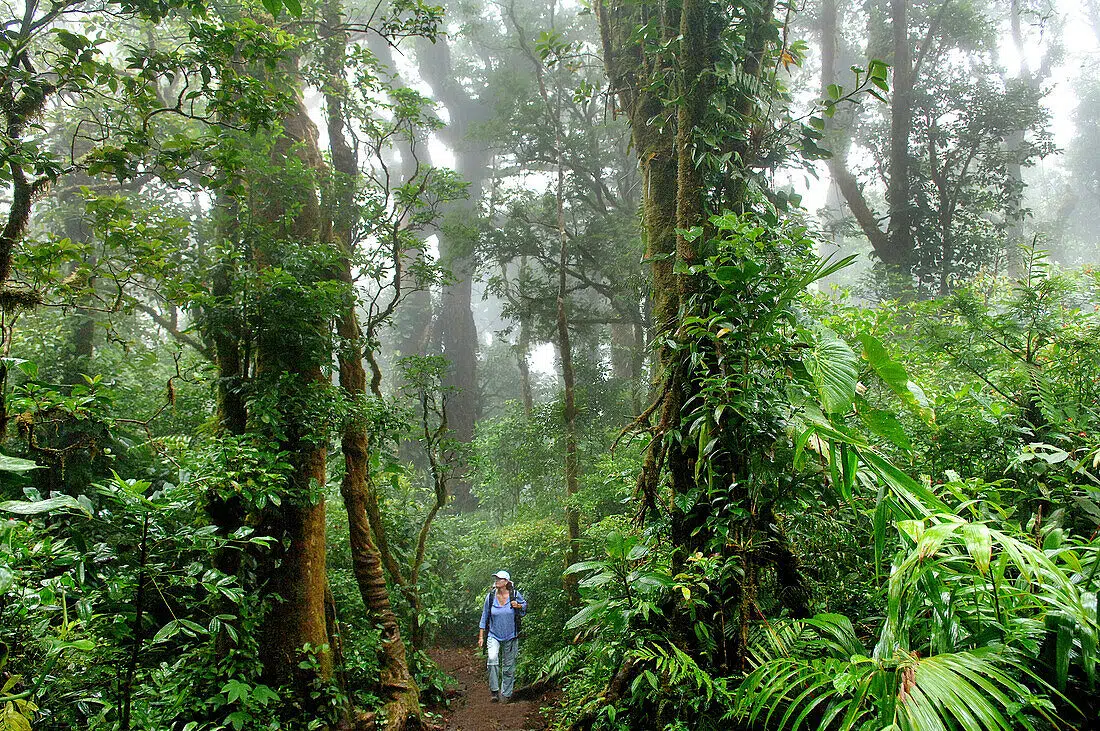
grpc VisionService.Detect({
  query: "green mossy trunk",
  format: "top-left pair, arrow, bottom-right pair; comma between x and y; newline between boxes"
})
251,70 -> 333,701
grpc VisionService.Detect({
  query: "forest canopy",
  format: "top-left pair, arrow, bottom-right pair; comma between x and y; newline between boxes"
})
1,0 -> 1098,729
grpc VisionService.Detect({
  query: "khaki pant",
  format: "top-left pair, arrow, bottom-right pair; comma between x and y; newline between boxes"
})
486,635 -> 518,698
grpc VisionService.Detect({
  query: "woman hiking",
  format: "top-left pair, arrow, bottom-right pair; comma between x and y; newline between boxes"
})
477,570 -> 527,703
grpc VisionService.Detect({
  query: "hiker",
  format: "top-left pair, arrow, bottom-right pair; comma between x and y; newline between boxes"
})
477,570 -> 527,703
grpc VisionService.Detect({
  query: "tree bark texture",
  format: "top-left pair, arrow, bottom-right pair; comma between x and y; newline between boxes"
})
596,0 -> 680,516
211,194 -> 249,436
884,0 -> 915,270
597,0 -> 810,677
820,0 -> 911,273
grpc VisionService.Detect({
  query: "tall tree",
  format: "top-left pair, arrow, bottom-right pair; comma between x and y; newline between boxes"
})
320,4 -> 426,725
413,33 -> 489,510
506,0 -> 583,603
248,59 -> 334,699
595,0 -> 797,672
821,0 -> 1053,292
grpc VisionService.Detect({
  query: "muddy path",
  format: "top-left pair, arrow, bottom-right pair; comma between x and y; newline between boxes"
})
429,647 -> 553,731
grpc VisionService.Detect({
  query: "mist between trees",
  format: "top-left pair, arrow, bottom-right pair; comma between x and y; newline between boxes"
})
1,0 -> 1099,729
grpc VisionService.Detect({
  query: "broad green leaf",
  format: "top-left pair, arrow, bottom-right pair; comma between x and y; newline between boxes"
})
859,334 -> 932,418
0,453 -> 42,474
564,599 -> 610,631
3,702 -> 33,731
0,358 -> 37,380
152,620 -> 181,643
857,401 -> 913,451
857,448 -> 951,516
1055,618 -> 1071,691
0,495 -> 89,516
804,614 -> 866,658
897,519 -> 926,544
52,639 -> 95,652
803,326 -> 858,415
961,523 -> 992,575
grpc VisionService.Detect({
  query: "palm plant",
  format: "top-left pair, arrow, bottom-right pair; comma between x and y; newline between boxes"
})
734,501 -> 1098,730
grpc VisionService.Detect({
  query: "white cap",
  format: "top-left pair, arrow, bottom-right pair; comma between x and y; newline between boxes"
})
492,570 -> 511,582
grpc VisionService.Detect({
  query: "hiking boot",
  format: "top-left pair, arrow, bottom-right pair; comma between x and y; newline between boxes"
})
490,691 -> 499,703
500,695 -> 511,704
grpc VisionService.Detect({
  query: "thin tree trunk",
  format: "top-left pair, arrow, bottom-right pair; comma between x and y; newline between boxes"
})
118,513 -> 149,731
517,314 -> 534,416
511,0 -> 581,603
1003,0 -> 1043,277
884,0 -> 914,271
819,0 -> 894,261
323,10 -> 422,728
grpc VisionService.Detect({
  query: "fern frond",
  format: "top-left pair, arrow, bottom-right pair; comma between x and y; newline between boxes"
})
539,644 -> 580,681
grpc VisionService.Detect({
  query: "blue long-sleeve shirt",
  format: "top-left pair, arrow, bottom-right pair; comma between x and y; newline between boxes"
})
479,589 -> 527,641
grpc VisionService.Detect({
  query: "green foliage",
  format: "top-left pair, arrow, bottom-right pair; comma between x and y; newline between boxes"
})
0,466 -> 286,729
565,531 -> 673,638
736,487 -> 1099,730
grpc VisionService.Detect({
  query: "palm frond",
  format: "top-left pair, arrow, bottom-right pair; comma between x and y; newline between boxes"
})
733,646 -> 1050,731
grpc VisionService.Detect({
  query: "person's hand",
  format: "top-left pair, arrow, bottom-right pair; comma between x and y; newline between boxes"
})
510,600 -> 522,609
478,635 -> 484,648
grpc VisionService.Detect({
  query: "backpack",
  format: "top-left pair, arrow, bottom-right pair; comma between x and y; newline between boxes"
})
484,586 -> 524,638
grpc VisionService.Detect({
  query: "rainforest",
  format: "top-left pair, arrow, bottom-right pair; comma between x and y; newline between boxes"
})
1,0 -> 1099,729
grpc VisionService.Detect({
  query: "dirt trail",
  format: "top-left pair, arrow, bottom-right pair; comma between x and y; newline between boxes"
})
429,648 -> 551,731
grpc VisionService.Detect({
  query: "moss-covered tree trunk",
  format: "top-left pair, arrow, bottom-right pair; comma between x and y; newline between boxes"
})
250,67 -> 332,700
596,0 -> 799,676
595,0 -> 680,519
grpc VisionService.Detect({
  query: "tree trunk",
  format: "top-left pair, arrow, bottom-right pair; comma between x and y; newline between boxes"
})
667,0 -> 721,557
1003,0 -> 1045,277
610,322 -> 635,381
596,0 -> 679,516
884,0 -> 915,271
523,15 -> 582,602
416,37 -> 487,511
820,0 -> 895,263
597,0 -> 795,675
517,313 -> 534,416
323,11 -> 422,727
251,68 -> 332,700
211,195 -> 248,435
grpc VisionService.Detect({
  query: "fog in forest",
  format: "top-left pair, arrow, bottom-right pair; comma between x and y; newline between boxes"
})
3,0 -> 1100,729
